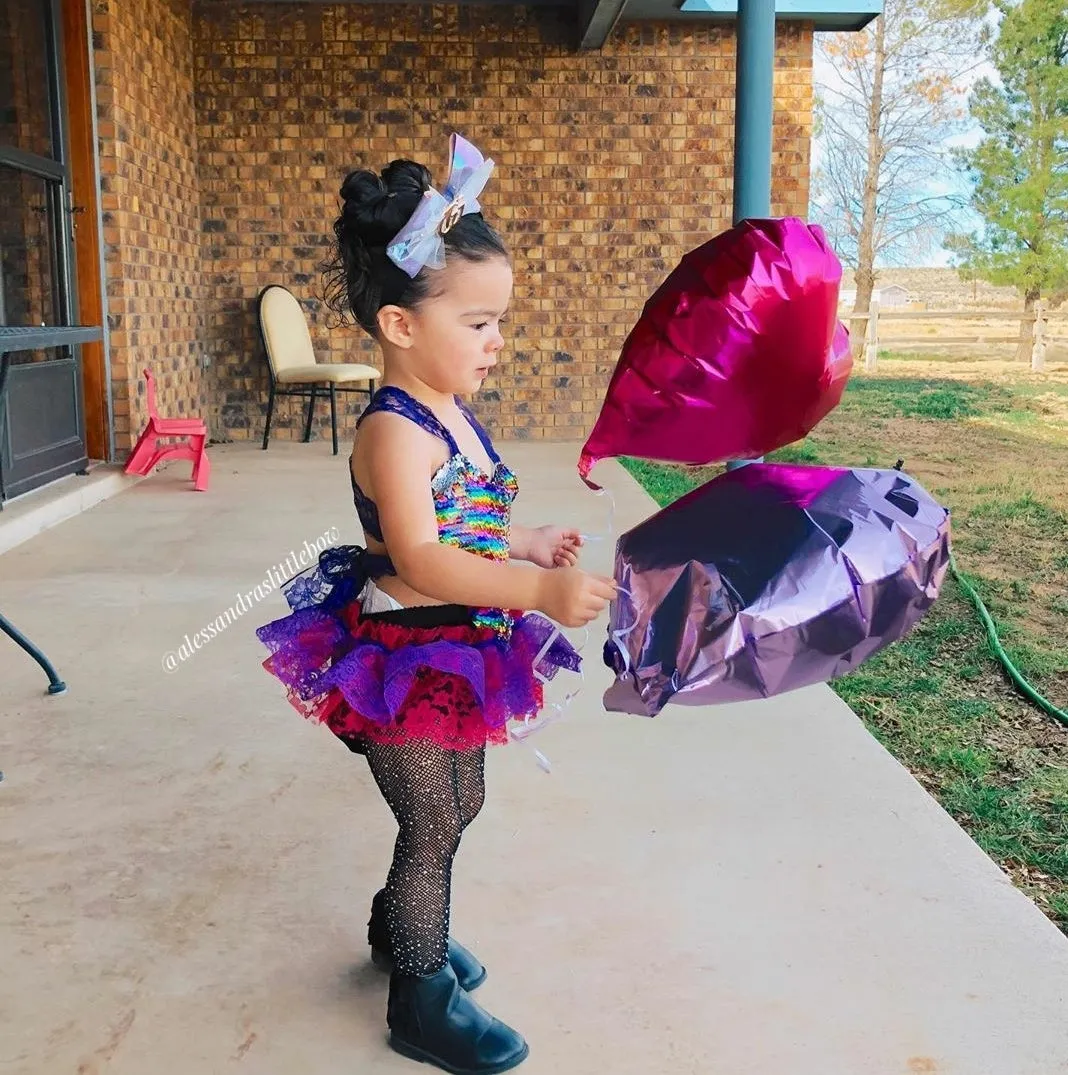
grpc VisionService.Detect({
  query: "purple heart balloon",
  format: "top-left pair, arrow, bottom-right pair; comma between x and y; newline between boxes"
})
603,463 -> 951,716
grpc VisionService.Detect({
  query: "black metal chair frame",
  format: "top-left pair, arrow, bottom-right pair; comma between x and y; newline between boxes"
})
257,286 -> 376,456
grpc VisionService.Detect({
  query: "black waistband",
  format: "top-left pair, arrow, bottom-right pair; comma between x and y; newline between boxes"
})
360,603 -> 475,628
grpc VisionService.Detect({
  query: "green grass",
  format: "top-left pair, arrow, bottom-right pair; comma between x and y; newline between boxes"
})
834,584 -> 1068,903
769,441 -> 824,465
619,370 -> 1068,933
618,457 -> 718,508
969,494 -> 1067,535
838,377 -> 1018,421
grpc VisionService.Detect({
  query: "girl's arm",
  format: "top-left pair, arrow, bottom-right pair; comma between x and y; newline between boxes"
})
511,524 -> 582,568
365,414 -> 611,624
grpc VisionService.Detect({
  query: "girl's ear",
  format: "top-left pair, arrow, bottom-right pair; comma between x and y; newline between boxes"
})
377,305 -> 415,349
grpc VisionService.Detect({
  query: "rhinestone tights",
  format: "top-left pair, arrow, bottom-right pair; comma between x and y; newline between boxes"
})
364,741 -> 487,977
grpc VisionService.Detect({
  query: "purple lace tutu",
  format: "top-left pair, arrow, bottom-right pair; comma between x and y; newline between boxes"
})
256,546 -> 582,750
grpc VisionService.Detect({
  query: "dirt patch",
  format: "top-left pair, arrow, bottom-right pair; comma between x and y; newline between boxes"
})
876,355 -> 1068,383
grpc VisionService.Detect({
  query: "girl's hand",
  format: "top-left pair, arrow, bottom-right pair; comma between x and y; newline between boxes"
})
536,567 -> 616,628
524,526 -> 583,569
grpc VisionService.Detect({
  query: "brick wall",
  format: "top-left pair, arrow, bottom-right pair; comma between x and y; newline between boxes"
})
192,3 -> 813,445
92,0 -> 205,449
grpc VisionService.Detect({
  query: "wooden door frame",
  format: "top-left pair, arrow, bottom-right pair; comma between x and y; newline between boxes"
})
60,0 -> 110,463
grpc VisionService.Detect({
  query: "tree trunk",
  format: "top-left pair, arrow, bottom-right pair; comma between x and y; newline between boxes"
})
850,13 -> 886,359
1016,287 -> 1039,362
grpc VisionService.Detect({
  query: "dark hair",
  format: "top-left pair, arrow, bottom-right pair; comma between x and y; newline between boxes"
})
323,158 -> 508,335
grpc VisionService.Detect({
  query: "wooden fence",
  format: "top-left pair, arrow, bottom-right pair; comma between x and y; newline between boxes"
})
844,301 -> 1068,372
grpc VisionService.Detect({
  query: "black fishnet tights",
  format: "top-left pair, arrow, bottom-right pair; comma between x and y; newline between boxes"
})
364,741 -> 486,977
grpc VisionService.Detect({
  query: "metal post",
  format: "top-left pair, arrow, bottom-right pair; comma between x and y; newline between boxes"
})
727,0 -> 776,470
732,0 -> 776,225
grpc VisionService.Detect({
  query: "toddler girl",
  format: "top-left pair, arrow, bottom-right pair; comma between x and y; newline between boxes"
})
257,135 -> 615,1074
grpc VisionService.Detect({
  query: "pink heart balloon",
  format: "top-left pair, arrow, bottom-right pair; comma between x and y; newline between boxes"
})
579,218 -> 853,488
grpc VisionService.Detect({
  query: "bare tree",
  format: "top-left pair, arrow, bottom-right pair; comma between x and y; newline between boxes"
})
813,0 -> 991,348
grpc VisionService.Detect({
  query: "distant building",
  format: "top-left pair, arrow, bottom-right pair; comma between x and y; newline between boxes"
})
839,284 -> 914,308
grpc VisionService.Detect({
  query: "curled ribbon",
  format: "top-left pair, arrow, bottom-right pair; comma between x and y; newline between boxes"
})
386,133 -> 495,277
509,487 -> 622,773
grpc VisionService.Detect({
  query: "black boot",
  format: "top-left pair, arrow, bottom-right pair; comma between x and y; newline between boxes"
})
387,963 -> 529,1075
368,890 -> 487,991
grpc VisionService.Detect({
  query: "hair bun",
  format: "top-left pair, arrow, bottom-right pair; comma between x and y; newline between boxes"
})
339,160 -> 431,248
381,159 -> 432,201
339,169 -> 386,207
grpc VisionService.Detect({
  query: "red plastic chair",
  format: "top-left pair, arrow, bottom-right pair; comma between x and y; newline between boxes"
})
123,369 -> 210,491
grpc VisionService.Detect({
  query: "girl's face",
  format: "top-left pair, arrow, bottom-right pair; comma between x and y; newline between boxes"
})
405,255 -> 513,396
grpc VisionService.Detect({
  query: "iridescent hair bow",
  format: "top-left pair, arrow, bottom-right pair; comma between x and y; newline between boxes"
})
385,133 -> 495,278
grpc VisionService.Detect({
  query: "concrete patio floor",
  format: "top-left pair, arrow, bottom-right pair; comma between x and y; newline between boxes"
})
2,440 -> 1068,1075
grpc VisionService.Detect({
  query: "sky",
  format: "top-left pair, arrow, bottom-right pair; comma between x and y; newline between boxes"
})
811,35 -> 997,268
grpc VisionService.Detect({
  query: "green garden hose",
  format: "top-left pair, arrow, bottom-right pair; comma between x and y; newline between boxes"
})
885,458 -> 1066,728
949,552 -> 1068,728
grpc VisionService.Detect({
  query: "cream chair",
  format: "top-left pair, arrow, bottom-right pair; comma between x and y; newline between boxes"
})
257,284 -> 380,455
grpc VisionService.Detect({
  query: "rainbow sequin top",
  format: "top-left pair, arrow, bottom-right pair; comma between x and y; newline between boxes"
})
350,386 -> 519,636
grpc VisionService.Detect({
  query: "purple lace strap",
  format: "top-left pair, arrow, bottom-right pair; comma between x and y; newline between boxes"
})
280,544 -> 394,615
356,386 -> 460,454
456,398 -> 500,465
351,470 -> 384,543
